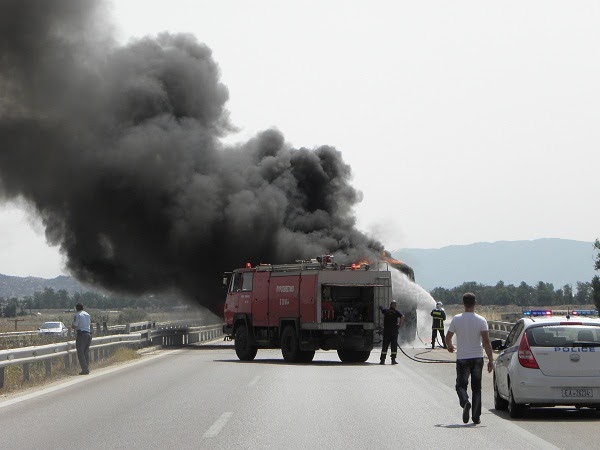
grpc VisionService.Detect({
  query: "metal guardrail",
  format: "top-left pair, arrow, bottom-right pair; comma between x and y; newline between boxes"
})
0,321 -> 156,341
488,320 -> 514,340
0,322 -> 224,389
0,330 -> 38,337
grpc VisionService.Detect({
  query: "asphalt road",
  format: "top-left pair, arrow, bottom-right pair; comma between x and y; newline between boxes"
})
1,342 -> 597,449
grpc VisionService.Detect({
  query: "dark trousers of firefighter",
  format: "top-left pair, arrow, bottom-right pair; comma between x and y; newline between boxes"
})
431,328 -> 446,348
380,332 -> 398,362
76,331 -> 92,373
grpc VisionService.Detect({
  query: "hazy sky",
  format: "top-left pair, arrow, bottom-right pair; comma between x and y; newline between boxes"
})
1,1 -> 599,277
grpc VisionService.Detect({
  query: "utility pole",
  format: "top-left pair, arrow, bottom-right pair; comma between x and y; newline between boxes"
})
8,318 -> 25,331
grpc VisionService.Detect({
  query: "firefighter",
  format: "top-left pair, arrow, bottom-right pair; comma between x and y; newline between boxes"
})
431,301 -> 447,349
379,300 -> 404,364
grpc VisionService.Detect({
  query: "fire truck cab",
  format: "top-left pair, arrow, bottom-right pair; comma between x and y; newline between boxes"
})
223,256 -> 397,363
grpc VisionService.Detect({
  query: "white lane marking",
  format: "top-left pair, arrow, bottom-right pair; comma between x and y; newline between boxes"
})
203,412 -> 233,438
0,349 -> 183,409
394,358 -> 560,450
248,375 -> 260,387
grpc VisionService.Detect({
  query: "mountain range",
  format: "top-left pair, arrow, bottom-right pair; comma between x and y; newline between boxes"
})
0,274 -> 96,299
0,238 -> 596,298
392,238 -> 597,291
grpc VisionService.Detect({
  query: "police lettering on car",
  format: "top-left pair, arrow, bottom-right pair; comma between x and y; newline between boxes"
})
555,347 -> 596,352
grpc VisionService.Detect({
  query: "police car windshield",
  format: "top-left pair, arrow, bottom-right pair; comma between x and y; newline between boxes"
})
526,325 -> 600,347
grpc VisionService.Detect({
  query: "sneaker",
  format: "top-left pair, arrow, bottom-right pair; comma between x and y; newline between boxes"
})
473,418 -> 481,425
379,360 -> 385,365
79,371 -> 89,375
391,360 -> 398,365
462,402 -> 471,424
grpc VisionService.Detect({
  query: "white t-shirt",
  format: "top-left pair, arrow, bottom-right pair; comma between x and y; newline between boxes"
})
73,310 -> 91,332
447,312 -> 488,359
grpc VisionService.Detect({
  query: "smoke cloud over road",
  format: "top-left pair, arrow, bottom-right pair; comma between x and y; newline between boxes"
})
0,0 -> 386,310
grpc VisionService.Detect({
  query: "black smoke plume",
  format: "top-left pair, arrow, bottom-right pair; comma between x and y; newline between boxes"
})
0,0 -> 386,311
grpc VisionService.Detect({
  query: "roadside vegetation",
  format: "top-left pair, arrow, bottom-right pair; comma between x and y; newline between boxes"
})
1,347 -> 141,395
0,288 -> 192,319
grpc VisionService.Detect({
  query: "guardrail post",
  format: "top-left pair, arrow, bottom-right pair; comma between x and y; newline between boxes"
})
64,354 -> 71,370
23,363 -> 30,381
0,367 -> 4,388
125,323 -> 131,334
45,360 -> 52,378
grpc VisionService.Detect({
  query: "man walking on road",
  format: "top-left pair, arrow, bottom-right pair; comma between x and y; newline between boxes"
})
445,293 -> 494,424
379,300 -> 404,365
72,302 -> 92,375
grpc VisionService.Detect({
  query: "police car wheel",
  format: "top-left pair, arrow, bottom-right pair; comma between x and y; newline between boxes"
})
508,388 -> 525,418
493,376 -> 508,411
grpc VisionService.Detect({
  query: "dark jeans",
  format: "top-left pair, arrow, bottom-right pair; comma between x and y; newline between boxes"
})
76,331 -> 92,373
455,357 -> 484,420
431,329 -> 446,348
380,332 -> 398,361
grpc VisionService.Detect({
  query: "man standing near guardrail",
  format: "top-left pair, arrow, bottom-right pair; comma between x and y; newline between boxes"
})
72,302 -> 92,375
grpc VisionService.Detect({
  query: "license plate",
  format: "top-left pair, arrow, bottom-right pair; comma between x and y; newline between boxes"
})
562,388 -> 593,398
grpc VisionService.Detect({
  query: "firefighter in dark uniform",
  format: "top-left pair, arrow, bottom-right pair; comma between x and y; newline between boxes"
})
431,301 -> 447,349
379,300 -> 404,364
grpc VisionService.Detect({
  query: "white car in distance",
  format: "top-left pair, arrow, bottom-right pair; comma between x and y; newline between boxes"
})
492,314 -> 600,418
38,321 -> 69,337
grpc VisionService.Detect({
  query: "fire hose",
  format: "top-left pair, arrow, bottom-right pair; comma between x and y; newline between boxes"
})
377,329 -> 454,364
397,328 -> 455,364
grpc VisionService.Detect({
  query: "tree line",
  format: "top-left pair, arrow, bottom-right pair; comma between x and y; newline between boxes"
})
593,239 -> 600,311
0,288 -> 185,318
434,239 -> 600,311
431,280 -> 595,307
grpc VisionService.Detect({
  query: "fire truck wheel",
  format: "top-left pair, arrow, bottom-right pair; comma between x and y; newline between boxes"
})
337,349 -> 371,363
298,350 -> 315,363
234,325 -> 257,361
281,326 -> 301,362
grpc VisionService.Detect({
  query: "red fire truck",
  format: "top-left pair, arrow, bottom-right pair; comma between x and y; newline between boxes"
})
223,255 -> 414,363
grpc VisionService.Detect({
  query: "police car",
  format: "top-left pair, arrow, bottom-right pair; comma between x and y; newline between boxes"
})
492,311 -> 600,418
